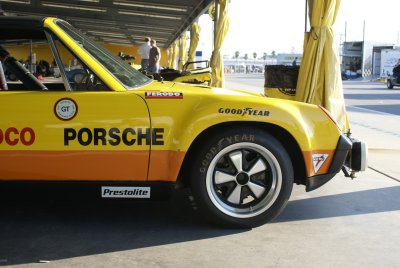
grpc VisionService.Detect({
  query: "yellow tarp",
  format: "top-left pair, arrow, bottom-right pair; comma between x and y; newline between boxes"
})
173,72 -> 211,85
295,0 -> 349,132
210,0 -> 230,88
188,23 -> 201,64
171,40 -> 179,70
167,47 -> 173,69
178,34 -> 187,71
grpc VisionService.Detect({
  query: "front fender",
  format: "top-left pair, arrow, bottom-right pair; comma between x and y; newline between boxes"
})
141,85 -> 342,181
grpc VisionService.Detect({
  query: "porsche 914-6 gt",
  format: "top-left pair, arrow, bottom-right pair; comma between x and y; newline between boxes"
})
0,17 -> 367,227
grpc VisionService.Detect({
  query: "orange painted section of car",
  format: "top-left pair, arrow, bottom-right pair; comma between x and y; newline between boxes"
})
147,150 -> 186,181
0,150 -> 184,182
302,150 -> 335,177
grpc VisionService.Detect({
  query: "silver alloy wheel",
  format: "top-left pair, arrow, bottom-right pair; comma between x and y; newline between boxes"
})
205,142 -> 282,218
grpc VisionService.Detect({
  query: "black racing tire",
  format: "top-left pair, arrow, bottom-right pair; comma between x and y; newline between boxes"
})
190,127 -> 294,228
387,79 -> 394,89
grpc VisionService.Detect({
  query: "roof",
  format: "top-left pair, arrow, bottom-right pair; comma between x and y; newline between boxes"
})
0,16 -> 46,40
0,0 -> 213,48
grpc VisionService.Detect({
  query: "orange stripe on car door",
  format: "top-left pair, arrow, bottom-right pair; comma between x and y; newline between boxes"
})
0,150 -> 186,182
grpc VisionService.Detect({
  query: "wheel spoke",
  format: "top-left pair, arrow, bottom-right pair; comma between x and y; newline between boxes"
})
248,159 -> 267,176
229,151 -> 243,173
227,185 -> 242,204
247,182 -> 266,198
215,171 -> 236,184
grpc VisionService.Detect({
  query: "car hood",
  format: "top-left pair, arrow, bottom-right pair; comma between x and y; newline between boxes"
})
141,81 -> 264,98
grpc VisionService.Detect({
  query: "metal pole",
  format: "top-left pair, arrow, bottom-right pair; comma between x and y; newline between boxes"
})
213,0 -> 219,50
344,21 -> 347,42
362,20 -> 366,77
304,0 -> 308,32
362,20 -> 365,42
30,40 -> 33,73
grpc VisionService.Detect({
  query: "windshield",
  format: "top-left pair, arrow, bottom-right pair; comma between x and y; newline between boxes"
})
55,20 -> 150,89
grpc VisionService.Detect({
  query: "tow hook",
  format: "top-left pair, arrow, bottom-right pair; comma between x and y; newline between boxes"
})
342,166 -> 357,179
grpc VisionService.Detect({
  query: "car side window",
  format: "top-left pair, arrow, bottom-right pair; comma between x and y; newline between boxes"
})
52,37 -> 110,92
0,42 -> 54,91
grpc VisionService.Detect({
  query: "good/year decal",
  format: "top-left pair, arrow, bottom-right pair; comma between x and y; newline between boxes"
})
218,107 -> 270,117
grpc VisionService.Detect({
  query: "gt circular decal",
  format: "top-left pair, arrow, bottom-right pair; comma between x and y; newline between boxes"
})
54,98 -> 78,121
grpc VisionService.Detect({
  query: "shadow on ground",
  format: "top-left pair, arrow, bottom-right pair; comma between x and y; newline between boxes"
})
275,186 -> 400,223
0,188 -> 245,266
1,186 -> 399,265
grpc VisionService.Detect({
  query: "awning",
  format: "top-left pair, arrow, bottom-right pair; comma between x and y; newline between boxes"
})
0,0 -> 213,48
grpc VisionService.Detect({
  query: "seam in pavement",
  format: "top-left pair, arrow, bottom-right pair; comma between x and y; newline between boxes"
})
368,166 -> 400,183
347,105 -> 400,117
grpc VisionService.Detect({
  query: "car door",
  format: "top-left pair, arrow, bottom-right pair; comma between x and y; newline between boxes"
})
0,91 -> 150,182
0,35 -> 151,182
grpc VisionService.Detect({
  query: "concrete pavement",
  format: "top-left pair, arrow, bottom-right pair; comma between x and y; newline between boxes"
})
346,106 -> 400,181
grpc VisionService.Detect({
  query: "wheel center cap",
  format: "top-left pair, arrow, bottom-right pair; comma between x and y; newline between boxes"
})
236,172 -> 249,185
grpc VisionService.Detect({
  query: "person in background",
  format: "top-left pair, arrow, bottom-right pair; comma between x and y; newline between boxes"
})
137,37 -> 151,70
148,39 -> 161,73
292,57 -> 298,66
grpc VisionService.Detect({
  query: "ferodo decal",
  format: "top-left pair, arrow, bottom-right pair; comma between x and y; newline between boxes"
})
54,98 -> 78,121
313,154 -> 329,173
101,186 -> 150,198
145,92 -> 183,99
64,127 -> 164,146
218,107 -> 270,117
0,127 -> 35,146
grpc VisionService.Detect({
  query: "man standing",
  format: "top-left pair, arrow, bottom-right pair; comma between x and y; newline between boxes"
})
137,37 -> 151,70
292,57 -> 298,66
148,39 -> 161,73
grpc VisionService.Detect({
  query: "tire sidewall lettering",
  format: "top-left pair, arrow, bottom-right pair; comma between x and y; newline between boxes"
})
199,134 -> 256,173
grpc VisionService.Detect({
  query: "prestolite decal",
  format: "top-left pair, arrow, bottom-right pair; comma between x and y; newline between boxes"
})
101,186 -> 150,198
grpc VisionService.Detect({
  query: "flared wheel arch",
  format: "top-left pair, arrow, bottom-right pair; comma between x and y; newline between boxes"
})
177,122 -> 306,188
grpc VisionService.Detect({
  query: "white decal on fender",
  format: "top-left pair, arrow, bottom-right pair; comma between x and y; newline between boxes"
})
101,186 -> 150,198
55,98 -> 77,121
312,154 -> 329,173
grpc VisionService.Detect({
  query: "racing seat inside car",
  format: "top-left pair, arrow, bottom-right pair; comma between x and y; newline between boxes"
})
0,45 -> 47,91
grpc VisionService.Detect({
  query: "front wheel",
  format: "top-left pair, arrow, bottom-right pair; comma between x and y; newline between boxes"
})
190,128 -> 294,228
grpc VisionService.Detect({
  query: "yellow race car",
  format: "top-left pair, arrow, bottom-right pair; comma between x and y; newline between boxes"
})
0,17 -> 367,228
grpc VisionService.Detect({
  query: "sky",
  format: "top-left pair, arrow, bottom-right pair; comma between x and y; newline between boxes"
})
197,0 -> 400,58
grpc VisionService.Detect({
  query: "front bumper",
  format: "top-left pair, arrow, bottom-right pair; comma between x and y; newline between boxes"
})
306,134 -> 368,192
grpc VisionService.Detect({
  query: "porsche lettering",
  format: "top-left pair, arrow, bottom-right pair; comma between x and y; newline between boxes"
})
64,127 -> 164,146
0,127 -> 35,146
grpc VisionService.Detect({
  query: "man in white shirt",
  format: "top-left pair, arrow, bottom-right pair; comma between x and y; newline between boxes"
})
148,39 -> 161,73
137,37 -> 151,70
